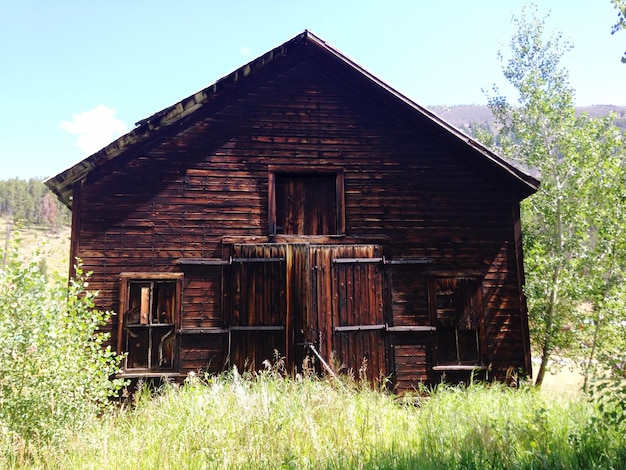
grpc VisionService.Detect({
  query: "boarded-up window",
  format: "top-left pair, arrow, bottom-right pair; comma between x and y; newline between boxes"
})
118,273 -> 182,372
430,277 -> 483,366
270,171 -> 344,235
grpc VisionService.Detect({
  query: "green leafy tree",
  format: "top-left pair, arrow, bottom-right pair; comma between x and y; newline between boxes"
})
566,115 -> 626,389
612,0 -> 626,62
0,237 -> 124,447
487,5 -> 626,387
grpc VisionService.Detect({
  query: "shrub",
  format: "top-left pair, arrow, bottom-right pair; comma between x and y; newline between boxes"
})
0,239 -> 124,450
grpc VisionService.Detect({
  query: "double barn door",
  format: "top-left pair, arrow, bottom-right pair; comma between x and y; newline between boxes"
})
227,244 -> 386,382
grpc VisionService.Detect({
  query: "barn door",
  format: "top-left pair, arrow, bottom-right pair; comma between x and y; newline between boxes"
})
227,243 -> 386,380
311,245 -> 387,383
228,244 -> 287,372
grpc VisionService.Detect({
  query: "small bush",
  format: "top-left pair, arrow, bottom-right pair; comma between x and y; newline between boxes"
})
0,240 -> 124,455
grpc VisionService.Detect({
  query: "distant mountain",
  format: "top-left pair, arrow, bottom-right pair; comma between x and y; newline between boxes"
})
428,105 -> 626,136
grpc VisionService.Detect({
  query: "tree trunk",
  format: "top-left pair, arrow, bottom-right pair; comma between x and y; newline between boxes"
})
534,263 -> 561,388
535,343 -> 550,387
582,311 -> 601,392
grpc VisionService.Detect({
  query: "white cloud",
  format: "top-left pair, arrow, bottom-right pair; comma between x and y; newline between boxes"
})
60,105 -> 128,154
240,46 -> 251,56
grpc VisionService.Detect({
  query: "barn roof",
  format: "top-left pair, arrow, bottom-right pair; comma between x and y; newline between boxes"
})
46,30 -> 539,207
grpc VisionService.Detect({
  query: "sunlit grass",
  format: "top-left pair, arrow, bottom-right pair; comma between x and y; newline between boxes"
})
4,370 -> 624,469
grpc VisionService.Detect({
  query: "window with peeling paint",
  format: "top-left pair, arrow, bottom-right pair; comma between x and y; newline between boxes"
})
118,274 -> 182,372
430,277 -> 484,366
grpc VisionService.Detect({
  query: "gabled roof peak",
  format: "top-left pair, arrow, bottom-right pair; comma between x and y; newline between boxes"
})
45,31 -> 538,207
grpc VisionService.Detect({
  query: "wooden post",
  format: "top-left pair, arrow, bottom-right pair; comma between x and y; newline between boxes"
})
140,286 -> 150,324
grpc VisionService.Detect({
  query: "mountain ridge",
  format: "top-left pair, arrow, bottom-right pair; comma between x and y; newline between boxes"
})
428,104 -> 626,134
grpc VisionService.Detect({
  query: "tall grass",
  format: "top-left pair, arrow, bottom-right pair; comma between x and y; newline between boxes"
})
5,370 -> 624,469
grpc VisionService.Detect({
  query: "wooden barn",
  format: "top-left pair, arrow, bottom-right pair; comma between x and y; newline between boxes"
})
46,31 -> 538,391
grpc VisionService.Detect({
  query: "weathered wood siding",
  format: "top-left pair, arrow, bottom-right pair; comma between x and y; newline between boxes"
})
73,55 -> 530,390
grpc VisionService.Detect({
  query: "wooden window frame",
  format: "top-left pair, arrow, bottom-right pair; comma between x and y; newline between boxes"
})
429,276 -> 485,369
118,272 -> 183,372
268,166 -> 345,237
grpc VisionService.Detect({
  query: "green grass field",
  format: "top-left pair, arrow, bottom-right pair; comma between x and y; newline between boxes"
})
4,374 -> 624,469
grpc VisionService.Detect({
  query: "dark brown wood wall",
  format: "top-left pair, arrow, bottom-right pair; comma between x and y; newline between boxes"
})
74,57 -> 529,387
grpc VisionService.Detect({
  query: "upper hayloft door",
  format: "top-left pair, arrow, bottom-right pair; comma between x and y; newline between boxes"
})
269,169 -> 345,237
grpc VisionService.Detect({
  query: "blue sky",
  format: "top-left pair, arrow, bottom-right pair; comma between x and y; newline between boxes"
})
1,1 -> 624,180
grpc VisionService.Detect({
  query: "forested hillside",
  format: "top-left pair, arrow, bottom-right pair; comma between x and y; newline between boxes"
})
0,178 -> 71,229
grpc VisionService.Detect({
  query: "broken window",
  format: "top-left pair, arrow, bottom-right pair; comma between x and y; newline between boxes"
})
269,170 -> 344,236
431,277 -> 483,366
118,273 -> 182,372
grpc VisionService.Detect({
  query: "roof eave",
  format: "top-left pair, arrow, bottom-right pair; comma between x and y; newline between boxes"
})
45,32 -> 312,208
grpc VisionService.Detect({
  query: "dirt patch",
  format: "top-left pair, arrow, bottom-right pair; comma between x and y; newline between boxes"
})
535,361 -> 585,397
1,218 -> 71,276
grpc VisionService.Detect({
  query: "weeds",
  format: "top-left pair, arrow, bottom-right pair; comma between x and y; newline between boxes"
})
1,372 -> 622,469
